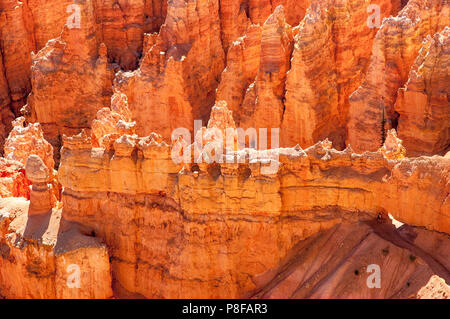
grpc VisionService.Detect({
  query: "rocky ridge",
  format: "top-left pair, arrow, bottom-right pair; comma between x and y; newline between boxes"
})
0,0 -> 448,299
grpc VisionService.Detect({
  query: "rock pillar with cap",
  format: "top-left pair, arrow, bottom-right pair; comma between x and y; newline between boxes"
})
25,155 -> 54,215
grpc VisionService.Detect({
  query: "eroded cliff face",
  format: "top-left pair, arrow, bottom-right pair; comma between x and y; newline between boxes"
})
0,154 -> 112,299
395,27 -> 450,156
0,0 -> 166,149
93,0 -> 168,70
56,123 -> 450,297
0,197 -> 112,299
0,0 -> 448,299
219,0 -> 311,53
0,0 -> 446,156
216,0 -> 403,150
280,0 -> 403,149
114,0 -> 225,140
348,0 -> 449,153
23,1 -> 114,158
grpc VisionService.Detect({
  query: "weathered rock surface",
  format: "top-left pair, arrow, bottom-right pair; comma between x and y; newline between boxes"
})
4,117 -> 54,174
0,0 -> 35,116
0,50 -> 14,153
114,0 -> 225,140
395,27 -> 450,156
0,197 -> 113,298
280,0 -> 402,149
0,0 -> 168,142
56,126 -> 450,297
93,0 -> 168,70
379,129 -> 406,160
219,0 -> 311,53
3,117 -> 61,203
239,6 -> 293,142
91,92 -> 136,149
348,0 -> 449,153
0,0 -> 448,300
0,158 -> 31,199
23,1 -> 114,158
252,221 -> 450,298
217,0 -> 402,150
217,5 -> 294,150
417,275 -> 450,299
216,24 -> 262,123
25,155 -> 56,216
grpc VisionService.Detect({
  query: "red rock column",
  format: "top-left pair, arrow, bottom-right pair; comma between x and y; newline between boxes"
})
25,155 -> 53,215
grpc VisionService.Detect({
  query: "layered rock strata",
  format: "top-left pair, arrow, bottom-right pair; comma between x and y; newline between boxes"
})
57,126 -> 450,297
0,159 -> 113,298
25,155 -> 56,215
280,0 -> 402,149
348,0 -> 449,153
0,0 -> 448,300
395,27 -> 450,156
114,0 -> 225,140
252,221 -> 450,298
23,1 -> 114,157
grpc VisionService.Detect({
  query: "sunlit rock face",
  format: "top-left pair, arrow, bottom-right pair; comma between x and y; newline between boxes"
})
57,122 -> 450,297
379,129 -> 406,161
280,0 -> 402,150
113,0 -> 226,141
4,117 -> 54,175
0,158 -> 31,199
395,27 -> 450,157
216,0 -> 402,150
0,0 -> 448,299
0,196 -> 113,299
23,1 -> 115,159
25,155 -> 55,216
347,0 -> 449,153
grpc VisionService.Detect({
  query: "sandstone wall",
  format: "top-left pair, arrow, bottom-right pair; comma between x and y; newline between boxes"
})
0,198 -> 113,298
57,131 -> 450,297
395,27 -> 450,156
348,0 -> 449,153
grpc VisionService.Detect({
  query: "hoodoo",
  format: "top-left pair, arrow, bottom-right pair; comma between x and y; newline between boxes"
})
0,0 -> 448,300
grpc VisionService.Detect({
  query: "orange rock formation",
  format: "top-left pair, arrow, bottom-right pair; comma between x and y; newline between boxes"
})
0,197 -> 113,298
348,0 -> 449,153
379,129 -> 406,160
395,27 -> 450,156
0,0 -> 448,300
114,0 -> 225,140
23,2 -> 114,156
56,125 -> 450,297
4,117 -> 54,174
0,158 -> 30,199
